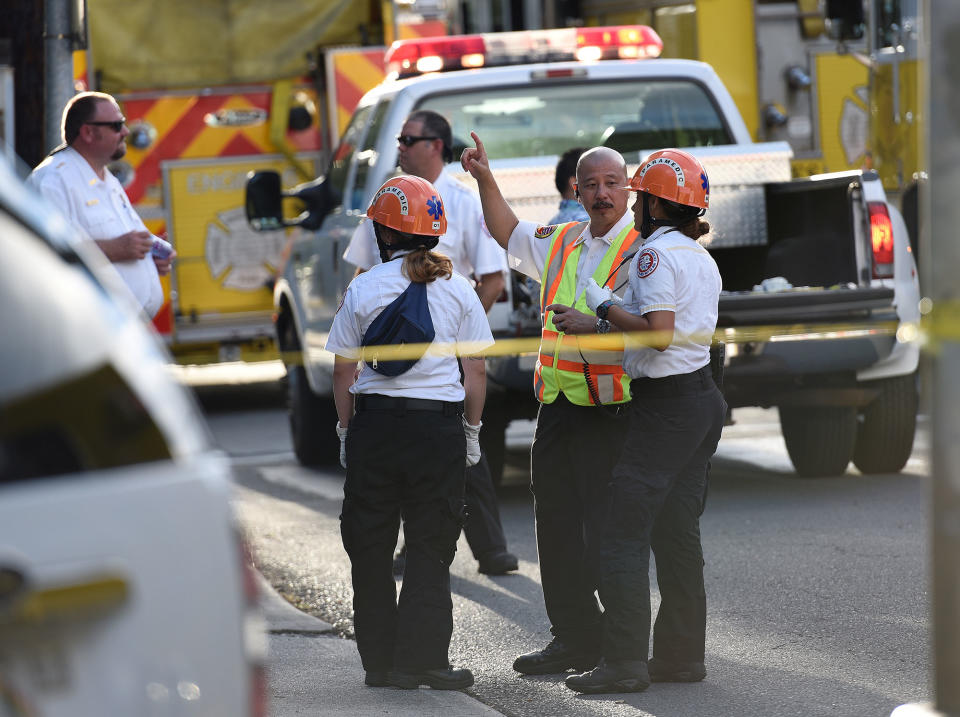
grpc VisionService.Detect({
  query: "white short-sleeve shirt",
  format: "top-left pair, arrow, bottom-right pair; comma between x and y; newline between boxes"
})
325,256 -> 495,401
621,226 -> 722,379
342,171 -> 508,281
506,209 -> 633,300
28,147 -> 164,318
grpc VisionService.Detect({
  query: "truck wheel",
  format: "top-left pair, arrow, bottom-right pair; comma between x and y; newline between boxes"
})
288,365 -> 339,466
779,405 -> 857,478
852,375 -> 918,474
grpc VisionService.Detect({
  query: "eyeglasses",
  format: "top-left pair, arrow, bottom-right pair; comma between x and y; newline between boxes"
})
397,134 -> 439,147
86,119 -> 126,132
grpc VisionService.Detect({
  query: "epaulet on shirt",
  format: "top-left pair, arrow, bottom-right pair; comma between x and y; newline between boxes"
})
441,174 -> 473,198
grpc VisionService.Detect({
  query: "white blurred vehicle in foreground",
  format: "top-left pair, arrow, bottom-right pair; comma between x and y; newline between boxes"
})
0,155 -> 267,717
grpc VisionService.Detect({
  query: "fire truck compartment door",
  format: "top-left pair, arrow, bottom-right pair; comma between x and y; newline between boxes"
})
163,154 -> 322,318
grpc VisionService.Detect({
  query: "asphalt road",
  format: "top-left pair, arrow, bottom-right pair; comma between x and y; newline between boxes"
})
192,365 -> 931,717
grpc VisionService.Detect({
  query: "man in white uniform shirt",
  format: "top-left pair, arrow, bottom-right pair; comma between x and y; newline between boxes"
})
343,110 -> 517,576
461,135 -> 643,677
28,91 -> 173,319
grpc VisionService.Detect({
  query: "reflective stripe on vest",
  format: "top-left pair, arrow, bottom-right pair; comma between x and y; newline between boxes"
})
533,220 -> 641,406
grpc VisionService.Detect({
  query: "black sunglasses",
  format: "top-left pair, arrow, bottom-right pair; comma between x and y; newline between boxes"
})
397,134 -> 439,147
86,119 -> 126,132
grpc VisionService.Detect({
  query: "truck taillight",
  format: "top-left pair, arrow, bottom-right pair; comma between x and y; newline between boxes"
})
868,201 -> 894,279
385,25 -> 661,79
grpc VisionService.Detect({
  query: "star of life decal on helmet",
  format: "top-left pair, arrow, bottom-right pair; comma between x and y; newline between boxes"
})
636,248 -> 660,278
639,156 -> 685,185
427,195 -> 444,220
372,184 -> 409,213
534,224 -> 557,239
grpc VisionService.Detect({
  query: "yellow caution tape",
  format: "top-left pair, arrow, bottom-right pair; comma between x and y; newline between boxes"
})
276,317 -> 929,366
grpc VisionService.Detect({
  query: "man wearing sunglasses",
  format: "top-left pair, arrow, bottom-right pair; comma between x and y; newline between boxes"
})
343,109 -> 518,578
28,91 -> 174,319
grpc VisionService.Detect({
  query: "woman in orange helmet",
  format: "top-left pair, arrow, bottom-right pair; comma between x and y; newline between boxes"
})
552,149 -> 727,694
325,175 -> 493,691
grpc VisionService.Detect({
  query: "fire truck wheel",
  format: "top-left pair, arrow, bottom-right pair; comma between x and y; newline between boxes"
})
288,364 -> 340,466
779,404 -> 857,478
852,374 -> 918,475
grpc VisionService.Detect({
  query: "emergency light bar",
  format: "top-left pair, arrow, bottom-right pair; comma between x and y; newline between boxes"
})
385,25 -> 663,79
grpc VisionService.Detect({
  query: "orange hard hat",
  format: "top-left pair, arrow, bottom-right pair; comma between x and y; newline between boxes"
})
366,175 -> 447,236
624,149 -> 709,210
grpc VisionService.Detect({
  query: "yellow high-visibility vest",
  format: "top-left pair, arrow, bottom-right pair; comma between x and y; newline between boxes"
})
534,220 -> 642,406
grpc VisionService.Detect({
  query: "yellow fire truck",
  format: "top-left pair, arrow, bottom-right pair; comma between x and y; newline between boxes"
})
578,0 -> 922,197
76,0 -> 444,364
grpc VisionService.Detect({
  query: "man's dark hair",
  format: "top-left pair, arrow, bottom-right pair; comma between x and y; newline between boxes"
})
408,109 -> 453,163
62,91 -> 115,145
555,146 -> 587,194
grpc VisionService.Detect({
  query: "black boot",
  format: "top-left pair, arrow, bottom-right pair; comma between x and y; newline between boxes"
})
387,665 -> 474,690
364,670 -> 389,687
565,659 -> 650,694
648,657 -> 706,682
513,638 -> 599,675
477,550 -> 518,575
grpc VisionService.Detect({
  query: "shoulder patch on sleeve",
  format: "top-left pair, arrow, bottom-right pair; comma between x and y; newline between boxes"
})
636,248 -> 660,278
534,224 -> 557,239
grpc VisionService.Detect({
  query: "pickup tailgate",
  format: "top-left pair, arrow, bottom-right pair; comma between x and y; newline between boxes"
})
718,286 -> 895,327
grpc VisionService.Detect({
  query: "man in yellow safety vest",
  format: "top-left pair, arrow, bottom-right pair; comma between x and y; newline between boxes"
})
461,133 -> 643,675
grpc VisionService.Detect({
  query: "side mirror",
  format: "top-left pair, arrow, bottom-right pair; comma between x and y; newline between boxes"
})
287,175 -> 342,231
824,0 -> 865,41
245,170 -> 285,230
245,171 -> 343,232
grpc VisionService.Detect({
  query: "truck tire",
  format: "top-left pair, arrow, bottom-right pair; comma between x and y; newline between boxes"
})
779,405 -> 857,478
852,375 -> 918,474
288,364 -> 339,466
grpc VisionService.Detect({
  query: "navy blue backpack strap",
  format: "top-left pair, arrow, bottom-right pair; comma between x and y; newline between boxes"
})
361,281 -> 435,376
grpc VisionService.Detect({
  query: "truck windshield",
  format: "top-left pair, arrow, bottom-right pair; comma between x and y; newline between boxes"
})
421,79 -> 732,159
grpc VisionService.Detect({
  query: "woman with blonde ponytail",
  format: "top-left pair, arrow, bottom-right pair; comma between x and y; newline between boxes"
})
402,244 -> 453,284
325,175 -> 493,691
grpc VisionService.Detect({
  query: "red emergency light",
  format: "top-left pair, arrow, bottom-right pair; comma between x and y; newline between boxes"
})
868,201 -> 894,278
385,25 -> 662,79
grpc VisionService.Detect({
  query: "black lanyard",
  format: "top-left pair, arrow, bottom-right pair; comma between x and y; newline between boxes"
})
604,228 -> 680,293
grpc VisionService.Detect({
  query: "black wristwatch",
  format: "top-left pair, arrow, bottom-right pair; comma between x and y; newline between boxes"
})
595,318 -> 611,334
596,299 -> 615,320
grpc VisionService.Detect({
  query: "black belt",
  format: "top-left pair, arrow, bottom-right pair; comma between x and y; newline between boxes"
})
552,391 -> 629,414
630,365 -> 713,398
355,393 -> 464,416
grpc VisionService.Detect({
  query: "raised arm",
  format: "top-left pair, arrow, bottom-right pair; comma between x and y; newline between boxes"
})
460,132 -> 518,250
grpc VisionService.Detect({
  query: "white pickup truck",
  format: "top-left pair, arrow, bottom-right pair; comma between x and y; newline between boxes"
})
246,26 -> 920,479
